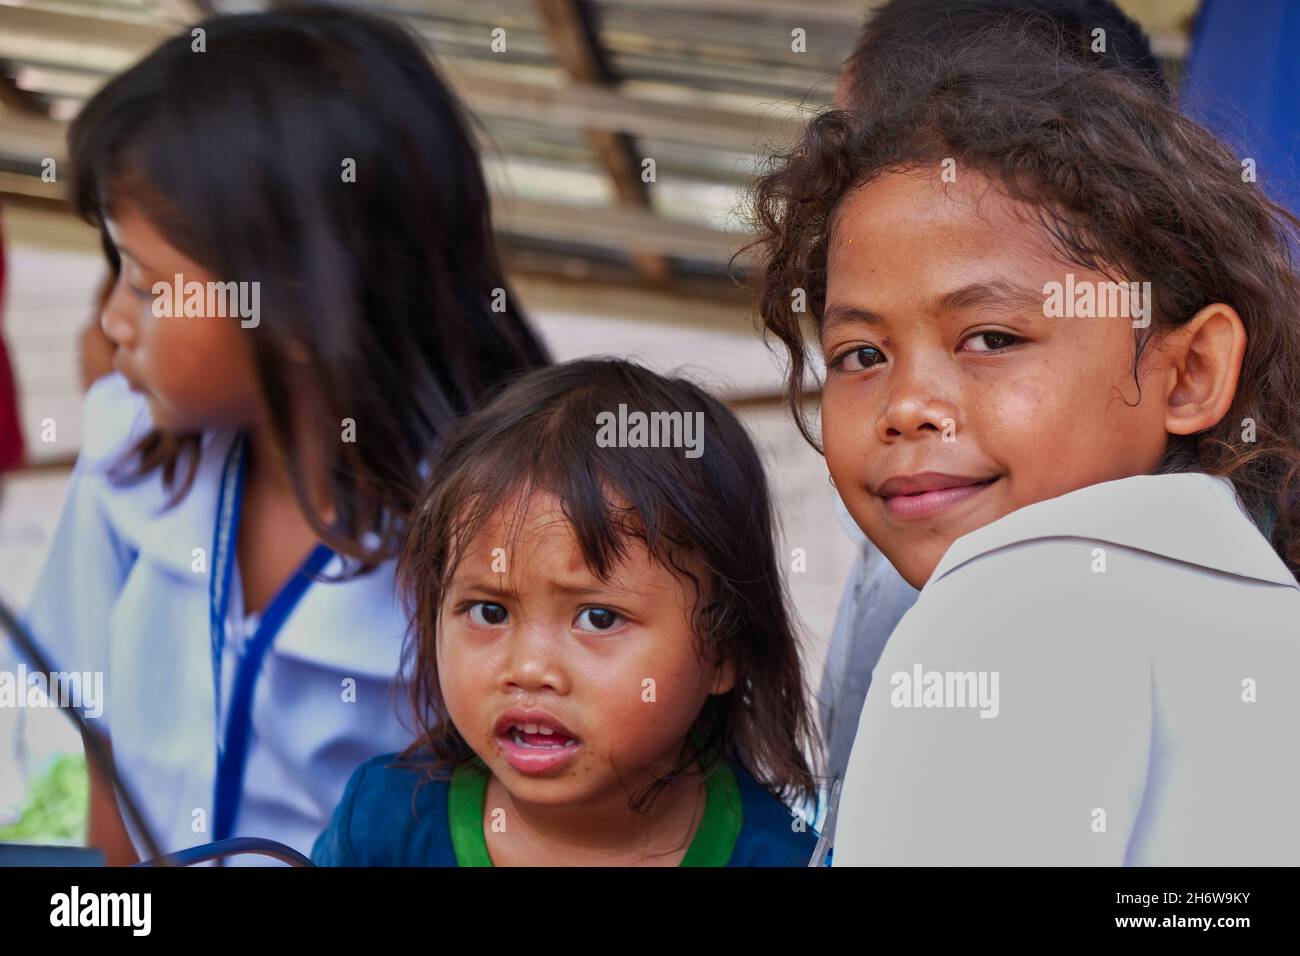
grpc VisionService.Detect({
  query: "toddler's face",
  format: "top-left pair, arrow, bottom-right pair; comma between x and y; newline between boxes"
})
101,202 -> 261,433
821,166 -> 1172,588
437,492 -> 732,808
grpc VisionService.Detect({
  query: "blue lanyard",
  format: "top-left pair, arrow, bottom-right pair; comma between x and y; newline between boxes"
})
209,433 -> 333,842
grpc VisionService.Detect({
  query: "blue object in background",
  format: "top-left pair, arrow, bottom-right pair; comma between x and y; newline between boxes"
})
1182,0 -> 1300,218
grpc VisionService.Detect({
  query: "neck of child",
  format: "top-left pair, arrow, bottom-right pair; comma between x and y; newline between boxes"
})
484,765 -> 708,866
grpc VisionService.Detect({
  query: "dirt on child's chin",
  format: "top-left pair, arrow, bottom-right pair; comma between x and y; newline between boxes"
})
488,764 -> 596,812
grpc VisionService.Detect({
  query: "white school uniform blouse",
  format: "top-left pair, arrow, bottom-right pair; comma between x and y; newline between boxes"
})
819,498 -> 918,786
833,472 -> 1300,866
23,373 -> 412,864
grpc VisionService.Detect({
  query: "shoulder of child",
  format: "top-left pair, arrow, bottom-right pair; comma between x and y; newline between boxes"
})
727,762 -> 817,867
78,372 -> 153,469
929,472 -> 1295,594
845,474 -> 1300,865
311,753 -> 454,867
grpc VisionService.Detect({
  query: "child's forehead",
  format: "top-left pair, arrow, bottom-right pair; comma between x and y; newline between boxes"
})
825,167 -> 1072,308
830,166 -> 1038,254
455,490 -> 648,574
445,488 -> 709,604
466,496 -> 584,560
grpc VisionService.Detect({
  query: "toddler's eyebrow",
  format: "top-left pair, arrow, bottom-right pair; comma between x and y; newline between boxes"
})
541,580 -> 642,600
456,581 -> 520,601
456,578 -> 635,599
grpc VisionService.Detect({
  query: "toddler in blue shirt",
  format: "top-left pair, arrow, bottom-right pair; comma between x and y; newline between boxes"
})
314,360 -> 821,866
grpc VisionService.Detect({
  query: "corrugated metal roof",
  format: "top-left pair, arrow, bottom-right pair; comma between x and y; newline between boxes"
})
0,0 -> 1196,285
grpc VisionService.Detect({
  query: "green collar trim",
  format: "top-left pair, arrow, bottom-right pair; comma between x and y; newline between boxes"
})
448,756 -> 743,867
678,758 -> 743,867
448,758 -> 494,867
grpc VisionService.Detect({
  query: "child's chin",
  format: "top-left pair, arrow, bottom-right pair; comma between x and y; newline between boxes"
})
493,769 -> 592,807
897,554 -> 941,590
142,399 -> 175,430
142,399 -> 202,435
877,535 -> 954,589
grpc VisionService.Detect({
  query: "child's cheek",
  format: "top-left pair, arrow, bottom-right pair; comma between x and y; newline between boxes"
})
434,630 -> 485,743
151,319 -> 257,427
820,387 -> 875,486
979,378 -> 1051,460
595,637 -> 713,769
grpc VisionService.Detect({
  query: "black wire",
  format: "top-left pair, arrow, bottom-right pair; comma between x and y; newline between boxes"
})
0,593 -> 168,864
135,836 -> 313,868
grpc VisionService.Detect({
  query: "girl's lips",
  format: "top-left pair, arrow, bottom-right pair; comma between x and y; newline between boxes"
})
881,477 -> 998,520
496,727 -> 581,776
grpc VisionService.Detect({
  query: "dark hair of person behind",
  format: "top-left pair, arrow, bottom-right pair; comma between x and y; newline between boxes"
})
398,359 -> 820,811
68,5 -> 549,570
750,21 -> 1300,579
841,0 -> 1170,108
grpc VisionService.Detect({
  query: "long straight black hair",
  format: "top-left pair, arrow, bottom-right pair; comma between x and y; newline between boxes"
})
68,4 -> 549,569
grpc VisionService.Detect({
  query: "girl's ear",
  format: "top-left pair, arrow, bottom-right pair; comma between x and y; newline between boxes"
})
1162,302 -> 1247,436
710,657 -> 736,695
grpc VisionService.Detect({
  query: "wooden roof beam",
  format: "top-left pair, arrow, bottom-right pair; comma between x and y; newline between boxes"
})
0,5 -> 808,152
0,110 -> 753,271
534,0 -> 672,284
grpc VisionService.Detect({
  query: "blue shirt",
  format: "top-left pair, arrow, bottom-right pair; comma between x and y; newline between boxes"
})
312,752 -> 818,866
819,501 -> 918,787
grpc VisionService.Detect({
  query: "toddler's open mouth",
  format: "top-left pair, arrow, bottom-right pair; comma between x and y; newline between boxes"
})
493,711 -> 582,775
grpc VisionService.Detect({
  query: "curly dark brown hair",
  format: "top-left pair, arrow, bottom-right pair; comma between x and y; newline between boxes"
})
749,19 -> 1300,578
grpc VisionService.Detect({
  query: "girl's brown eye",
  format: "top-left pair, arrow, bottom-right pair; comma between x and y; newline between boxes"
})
839,346 -> 885,371
964,331 -> 1020,352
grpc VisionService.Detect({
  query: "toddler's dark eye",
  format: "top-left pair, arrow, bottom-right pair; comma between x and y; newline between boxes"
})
575,607 -> 622,633
468,602 -> 508,626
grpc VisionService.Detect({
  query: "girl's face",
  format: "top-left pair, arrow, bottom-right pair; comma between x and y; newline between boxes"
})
821,166 -> 1172,588
437,492 -> 733,809
100,201 -> 262,433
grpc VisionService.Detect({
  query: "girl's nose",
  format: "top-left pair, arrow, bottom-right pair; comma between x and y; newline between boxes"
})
877,363 -> 961,442
100,278 -> 139,349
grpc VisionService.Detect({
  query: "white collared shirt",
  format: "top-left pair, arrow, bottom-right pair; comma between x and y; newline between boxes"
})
23,373 -> 412,864
833,472 -> 1300,865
